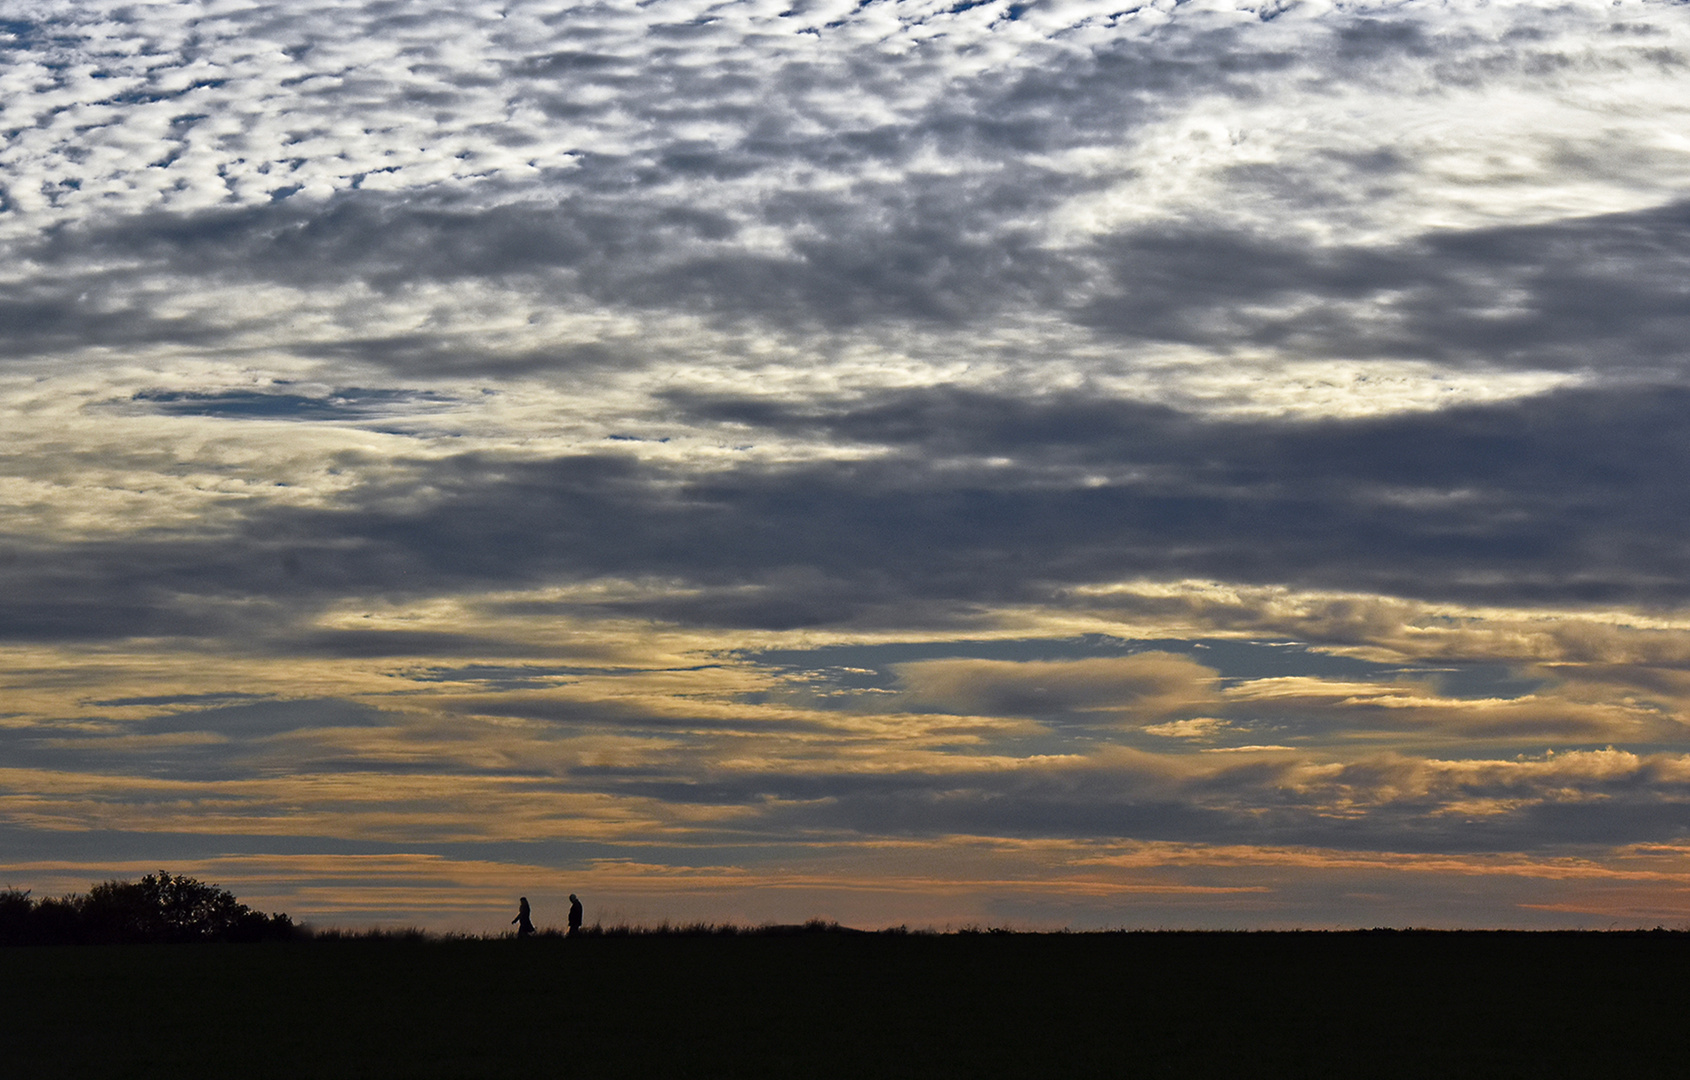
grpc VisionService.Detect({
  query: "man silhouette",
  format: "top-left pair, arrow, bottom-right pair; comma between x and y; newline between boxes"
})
512,896 -> 535,937
568,894 -> 582,936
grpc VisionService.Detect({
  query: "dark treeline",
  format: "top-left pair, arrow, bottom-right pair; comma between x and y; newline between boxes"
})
0,871 -> 295,945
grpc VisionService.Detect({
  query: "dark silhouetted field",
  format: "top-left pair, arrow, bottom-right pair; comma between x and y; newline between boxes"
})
5,929 -> 1687,1078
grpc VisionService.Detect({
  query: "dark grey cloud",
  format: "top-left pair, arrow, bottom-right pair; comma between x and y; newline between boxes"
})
7,381 -> 1690,649
20,175 -> 1080,337
549,750 -> 1690,854
0,698 -> 394,781
0,289 -> 230,357
653,381 -> 1690,608
675,379 -> 1690,492
133,698 -> 387,736
15,189 -> 1689,379
1082,200 -> 1690,371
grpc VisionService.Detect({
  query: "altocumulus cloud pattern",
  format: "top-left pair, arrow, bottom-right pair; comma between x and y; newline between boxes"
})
5,0 -> 1690,929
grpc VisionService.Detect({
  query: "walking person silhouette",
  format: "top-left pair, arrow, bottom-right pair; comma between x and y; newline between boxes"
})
568,894 -> 583,937
512,896 -> 535,937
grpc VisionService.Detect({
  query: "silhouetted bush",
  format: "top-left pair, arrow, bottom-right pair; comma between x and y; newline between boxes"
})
567,919 -> 865,938
303,926 -> 429,943
0,873 -> 295,945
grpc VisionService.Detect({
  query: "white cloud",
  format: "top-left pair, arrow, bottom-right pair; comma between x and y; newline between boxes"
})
3,0 -> 1683,420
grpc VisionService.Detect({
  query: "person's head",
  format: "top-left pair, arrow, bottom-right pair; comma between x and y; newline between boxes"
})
569,894 -> 578,902
520,897 -> 528,905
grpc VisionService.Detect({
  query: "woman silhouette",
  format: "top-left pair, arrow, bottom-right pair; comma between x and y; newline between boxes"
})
512,896 -> 535,937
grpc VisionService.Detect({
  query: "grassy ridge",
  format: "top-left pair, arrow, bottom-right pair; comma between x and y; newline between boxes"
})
4,930 -> 1686,1078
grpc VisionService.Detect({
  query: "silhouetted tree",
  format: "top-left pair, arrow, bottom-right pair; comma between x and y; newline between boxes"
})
0,888 -> 35,946
31,897 -> 84,944
0,873 -> 293,945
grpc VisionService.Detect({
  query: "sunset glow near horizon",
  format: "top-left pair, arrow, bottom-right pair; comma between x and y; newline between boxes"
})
6,0 -> 1690,931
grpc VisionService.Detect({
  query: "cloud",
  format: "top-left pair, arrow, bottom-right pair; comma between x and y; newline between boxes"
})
10,379 -> 1690,653
4,0 -> 1686,395
646,744 -> 1690,854
1080,200 -> 1690,373
1145,717 -> 1233,740
659,381 -> 1690,609
133,698 -> 388,737
896,652 -> 1219,722
15,172 -> 1689,383
6,0 -> 1690,927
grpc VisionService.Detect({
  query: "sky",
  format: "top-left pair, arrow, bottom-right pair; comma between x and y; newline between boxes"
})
4,0 -> 1690,931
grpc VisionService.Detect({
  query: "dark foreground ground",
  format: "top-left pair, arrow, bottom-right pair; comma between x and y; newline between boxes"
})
4,930 -> 1688,1078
